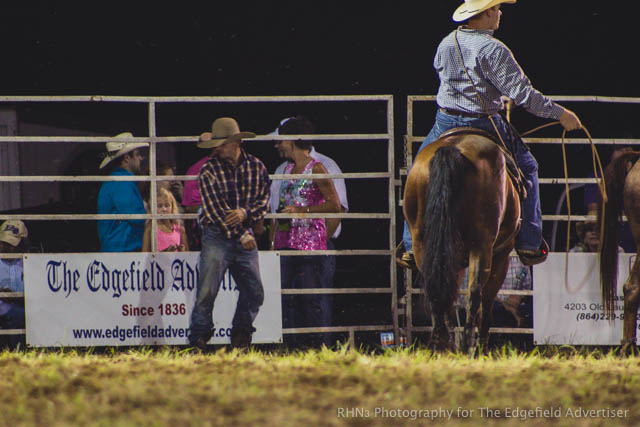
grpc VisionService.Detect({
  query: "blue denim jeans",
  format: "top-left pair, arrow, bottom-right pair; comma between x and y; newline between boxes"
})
0,304 -> 25,349
402,109 -> 542,252
280,240 -> 335,348
188,225 -> 265,344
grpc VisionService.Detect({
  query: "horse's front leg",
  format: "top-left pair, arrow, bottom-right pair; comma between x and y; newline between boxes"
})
622,257 -> 640,355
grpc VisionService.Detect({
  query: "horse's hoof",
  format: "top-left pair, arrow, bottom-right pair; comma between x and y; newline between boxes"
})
620,339 -> 638,357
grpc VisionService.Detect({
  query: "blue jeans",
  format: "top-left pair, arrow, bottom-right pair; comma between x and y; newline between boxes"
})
0,304 -> 25,349
281,240 -> 335,348
402,109 -> 542,252
188,226 -> 265,344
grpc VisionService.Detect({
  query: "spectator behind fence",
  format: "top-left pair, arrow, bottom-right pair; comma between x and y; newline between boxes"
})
97,133 -> 149,252
140,161 -> 184,213
570,209 -> 601,253
569,209 -> 623,254
142,187 -> 189,252
0,220 -> 29,349
269,116 -> 341,348
583,144 -> 636,253
188,117 -> 270,350
181,135 -> 214,250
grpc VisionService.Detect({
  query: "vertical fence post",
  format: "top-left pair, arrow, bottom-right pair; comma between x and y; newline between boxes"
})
148,101 -> 157,252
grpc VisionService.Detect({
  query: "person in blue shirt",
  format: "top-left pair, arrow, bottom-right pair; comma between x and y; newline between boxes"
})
97,132 -> 149,252
0,220 -> 29,349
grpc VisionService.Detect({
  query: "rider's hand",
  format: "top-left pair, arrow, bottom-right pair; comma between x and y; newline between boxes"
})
559,107 -> 583,131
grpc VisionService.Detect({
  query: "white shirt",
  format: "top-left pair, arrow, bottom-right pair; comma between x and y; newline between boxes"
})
270,147 -> 349,239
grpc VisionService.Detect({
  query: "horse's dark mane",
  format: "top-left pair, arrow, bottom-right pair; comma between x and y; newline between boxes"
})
600,151 -> 640,315
421,145 -> 471,315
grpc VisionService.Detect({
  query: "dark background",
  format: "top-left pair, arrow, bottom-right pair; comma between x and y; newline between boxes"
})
3,1 -> 636,175
2,1 -> 637,341
4,0 -> 636,248
1,2 -> 632,97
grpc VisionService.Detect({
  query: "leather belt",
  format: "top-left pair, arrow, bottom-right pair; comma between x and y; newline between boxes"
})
439,107 -> 487,118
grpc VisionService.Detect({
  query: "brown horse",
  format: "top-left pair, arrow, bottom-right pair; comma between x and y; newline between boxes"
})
403,128 -> 520,351
599,150 -> 640,353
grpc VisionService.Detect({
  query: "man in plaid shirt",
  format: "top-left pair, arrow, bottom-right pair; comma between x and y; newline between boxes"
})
401,0 -> 583,267
188,117 -> 270,350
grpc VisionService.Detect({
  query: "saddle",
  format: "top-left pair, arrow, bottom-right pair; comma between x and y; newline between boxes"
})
438,127 -> 528,202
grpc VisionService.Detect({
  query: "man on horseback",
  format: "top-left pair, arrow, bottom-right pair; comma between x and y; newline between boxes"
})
401,0 -> 583,267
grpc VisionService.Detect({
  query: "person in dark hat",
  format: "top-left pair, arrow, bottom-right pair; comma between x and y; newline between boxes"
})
97,132 -> 149,252
0,220 -> 29,349
401,0 -> 583,267
188,117 -> 270,350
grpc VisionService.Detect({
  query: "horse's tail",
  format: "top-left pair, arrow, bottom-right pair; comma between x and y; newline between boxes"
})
421,145 -> 470,315
600,151 -> 640,315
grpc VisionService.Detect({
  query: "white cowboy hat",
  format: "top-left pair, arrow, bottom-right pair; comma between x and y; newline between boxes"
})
99,132 -> 149,169
0,220 -> 28,247
268,117 -> 294,136
453,0 -> 516,22
197,117 -> 256,149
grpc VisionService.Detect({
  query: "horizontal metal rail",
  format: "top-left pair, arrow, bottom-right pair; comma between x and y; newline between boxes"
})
0,133 -> 391,143
0,292 -> 23,297
408,326 -> 533,335
0,213 -> 391,221
284,325 -> 393,334
407,95 -> 640,104
0,95 -> 393,103
408,288 -> 532,297
282,288 -> 391,295
0,172 -> 392,182
406,135 -> 640,145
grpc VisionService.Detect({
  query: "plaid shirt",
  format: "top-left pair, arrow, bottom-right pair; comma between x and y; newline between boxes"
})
435,27 -> 564,119
198,149 -> 270,239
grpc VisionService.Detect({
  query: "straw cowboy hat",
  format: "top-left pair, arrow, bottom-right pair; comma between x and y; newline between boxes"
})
0,220 -> 28,247
99,132 -> 149,169
197,117 -> 256,149
453,0 -> 516,22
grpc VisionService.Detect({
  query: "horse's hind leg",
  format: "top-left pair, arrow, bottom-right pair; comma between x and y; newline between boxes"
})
622,256 -> 640,355
463,250 -> 492,353
430,310 -> 451,351
476,251 -> 511,351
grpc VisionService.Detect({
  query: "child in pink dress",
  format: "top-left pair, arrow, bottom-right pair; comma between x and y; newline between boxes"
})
142,188 -> 189,252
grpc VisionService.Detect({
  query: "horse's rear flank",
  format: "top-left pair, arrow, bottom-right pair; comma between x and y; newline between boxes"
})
404,131 -> 519,350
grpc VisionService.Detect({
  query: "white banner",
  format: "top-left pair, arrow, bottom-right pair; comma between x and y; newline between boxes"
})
533,253 -> 633,345
24,252 -> 282,347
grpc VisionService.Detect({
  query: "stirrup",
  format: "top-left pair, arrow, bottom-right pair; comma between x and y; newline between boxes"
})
395,242 -> 418,270
516,238 -> 549,266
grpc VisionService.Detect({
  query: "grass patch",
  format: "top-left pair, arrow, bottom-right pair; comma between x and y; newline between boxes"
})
0,345 -> 637,426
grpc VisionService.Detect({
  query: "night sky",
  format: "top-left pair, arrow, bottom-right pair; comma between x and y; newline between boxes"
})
1,2 -> 632,98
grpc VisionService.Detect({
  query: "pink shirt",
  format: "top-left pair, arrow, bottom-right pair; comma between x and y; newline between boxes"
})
273,160 -> 327,250
181,156 -> 209,207
157,224 -> 181,252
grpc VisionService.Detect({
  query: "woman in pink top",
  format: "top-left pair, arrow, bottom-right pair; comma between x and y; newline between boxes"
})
269,117 -> 339,348
142,188 -> 189,252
